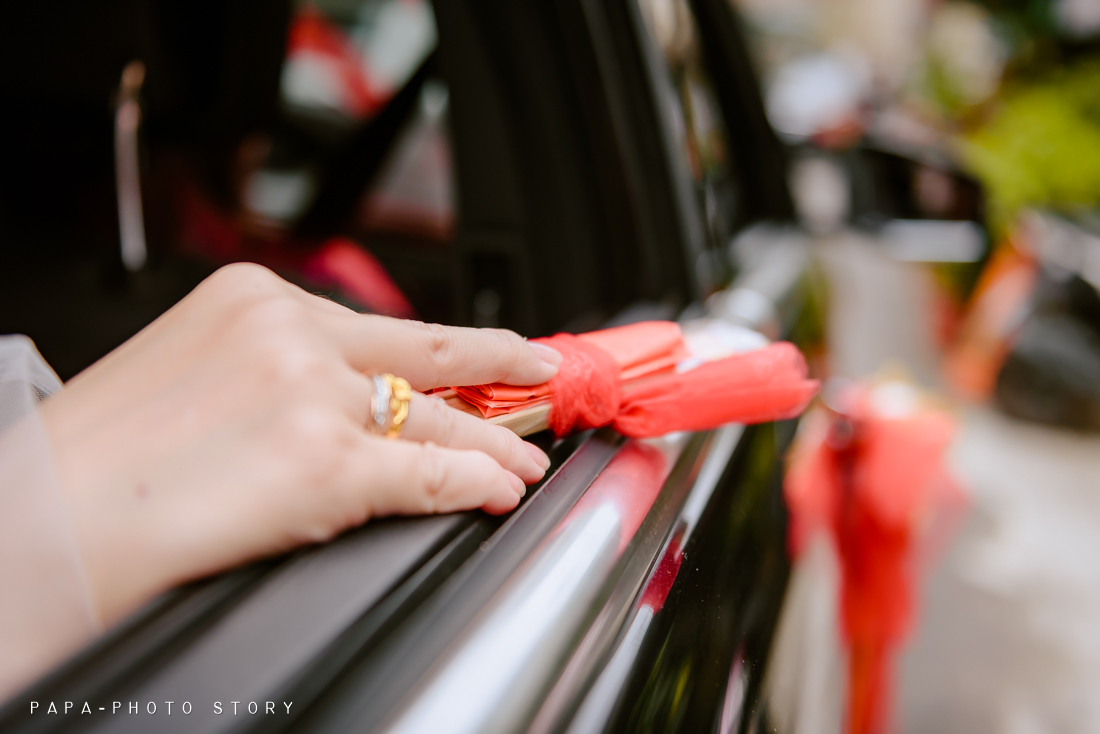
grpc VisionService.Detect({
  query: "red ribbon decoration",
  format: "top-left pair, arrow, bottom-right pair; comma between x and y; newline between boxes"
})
532,333 -> 819,438
785,387 -> 964,734
535,333 -> 623,435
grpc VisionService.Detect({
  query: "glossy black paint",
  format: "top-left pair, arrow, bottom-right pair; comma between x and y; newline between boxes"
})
607,421 -> 797,734
527,429 -> 724,734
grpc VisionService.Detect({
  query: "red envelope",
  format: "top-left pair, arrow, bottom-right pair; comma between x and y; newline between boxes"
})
450,320 -> 819,439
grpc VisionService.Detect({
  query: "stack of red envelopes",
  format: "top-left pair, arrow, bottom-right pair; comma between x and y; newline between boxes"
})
449,320 -> 818,439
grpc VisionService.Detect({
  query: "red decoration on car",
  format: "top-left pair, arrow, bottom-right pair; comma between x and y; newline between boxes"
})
456,321 -> 820,438
785,382 -> 965,734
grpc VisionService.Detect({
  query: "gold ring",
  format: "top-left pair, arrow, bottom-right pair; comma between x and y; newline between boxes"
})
369,373 -> 412,438
383,373 -> 412,438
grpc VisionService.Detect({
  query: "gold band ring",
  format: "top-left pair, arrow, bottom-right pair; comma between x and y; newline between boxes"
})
369,373 -> 412,438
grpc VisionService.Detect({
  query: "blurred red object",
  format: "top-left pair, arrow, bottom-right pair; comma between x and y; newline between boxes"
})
285,7 -> 384,118
303,237 -> 415,319
944,236 -> 1037,399
811,112 -> 866,150
785,381 -> 965,734
179,185 -> 414,318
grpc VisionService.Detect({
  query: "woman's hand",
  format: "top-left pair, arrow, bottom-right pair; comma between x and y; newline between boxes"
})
40,264 -> 562,624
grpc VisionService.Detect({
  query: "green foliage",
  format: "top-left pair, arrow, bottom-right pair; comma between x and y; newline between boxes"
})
924,53 -> 972,117
961,61 -> 1100,233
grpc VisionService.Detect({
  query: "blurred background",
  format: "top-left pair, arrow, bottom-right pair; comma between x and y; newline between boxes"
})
2,0 -> 1100,731
728,0 -> 1100,731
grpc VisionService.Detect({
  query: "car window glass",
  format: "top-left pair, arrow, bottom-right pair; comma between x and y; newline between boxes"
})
247,0 -> 453,244
282,0 -> 436,121
357,80 -> 454,242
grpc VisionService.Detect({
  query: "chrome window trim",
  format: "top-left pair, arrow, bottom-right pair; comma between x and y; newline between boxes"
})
377,423 -> 748,734
548,424 -> 745,734
287,431 -> 623,733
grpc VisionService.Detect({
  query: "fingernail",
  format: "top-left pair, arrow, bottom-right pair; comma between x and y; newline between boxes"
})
524,442 -> 551,471
529,341 -> 563,367
509,472 -> 526,498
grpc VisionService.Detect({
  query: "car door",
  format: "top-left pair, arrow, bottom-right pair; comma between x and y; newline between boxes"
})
0,1 -> 818,733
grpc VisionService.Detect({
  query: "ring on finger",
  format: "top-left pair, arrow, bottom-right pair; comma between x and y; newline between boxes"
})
368,373 -> 413,438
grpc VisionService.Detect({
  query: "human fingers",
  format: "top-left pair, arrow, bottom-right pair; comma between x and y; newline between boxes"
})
399,392 -> 550,484
317,314 -> 562,390
191,266 -> 559,388
355,438 -> 525,517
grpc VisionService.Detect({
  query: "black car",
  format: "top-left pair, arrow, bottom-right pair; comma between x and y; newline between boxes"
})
0,1 -> 821,732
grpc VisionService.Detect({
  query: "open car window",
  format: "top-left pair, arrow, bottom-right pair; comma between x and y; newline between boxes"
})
243,0 -> 459,323
279,0 -> 454,242
356,80 -> 453,242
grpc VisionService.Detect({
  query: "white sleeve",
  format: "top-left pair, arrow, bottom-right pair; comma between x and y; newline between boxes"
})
0,336 -> 102,703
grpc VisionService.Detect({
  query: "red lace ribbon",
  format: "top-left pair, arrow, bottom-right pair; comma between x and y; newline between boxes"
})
532,333 -> 819,438
535,334 -> 622,435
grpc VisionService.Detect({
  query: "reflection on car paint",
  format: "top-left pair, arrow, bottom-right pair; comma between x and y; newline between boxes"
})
381,437 -> 683,734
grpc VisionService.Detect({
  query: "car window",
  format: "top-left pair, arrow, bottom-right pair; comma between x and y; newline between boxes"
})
247,0 -> 453,244
282,0 -> 436,121
356,79 -> 454,242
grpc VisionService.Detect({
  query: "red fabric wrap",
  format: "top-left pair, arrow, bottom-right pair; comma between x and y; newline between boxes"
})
614,342 -> 818,436
534,333 -> 623,435
532,334 -> 818,438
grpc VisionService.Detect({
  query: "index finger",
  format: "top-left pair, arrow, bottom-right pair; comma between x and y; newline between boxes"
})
324,314 -> 562,391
